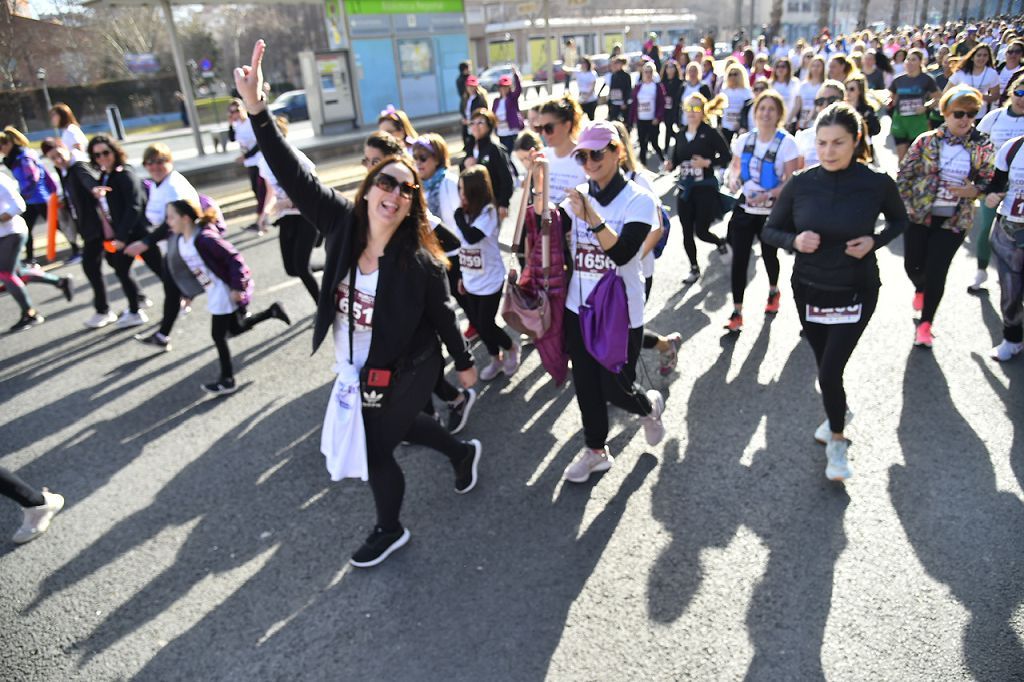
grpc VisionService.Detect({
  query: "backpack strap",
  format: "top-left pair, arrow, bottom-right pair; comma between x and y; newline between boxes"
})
1008,136 -> 1024,167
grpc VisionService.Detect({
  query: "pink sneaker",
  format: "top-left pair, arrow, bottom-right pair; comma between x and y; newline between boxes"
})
915,321 -> 934,348
912,292 -> 924,312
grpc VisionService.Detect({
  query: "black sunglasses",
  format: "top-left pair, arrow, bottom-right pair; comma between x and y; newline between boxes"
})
92,149 -> 113,158
412,153 -> 434,164
573,146 -> 612,166
1014,88 -> 1024,97
1009,49 -> 1024,55
373,172 -> 419,199
950,109 -> 979,119
533,122 -> 557,135
815,96 -> 840,107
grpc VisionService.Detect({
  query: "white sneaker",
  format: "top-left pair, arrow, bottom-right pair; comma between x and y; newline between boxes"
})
563,447 -> 614,483
991,339 -> 1024,362
116,310 -> 149,328
479,357 -> 503,381
503,336 -> 521,376
641,389 -> 666,446
12,489 -> 65,544
814,409 -> 854,444
967,268 -> 988,292
825,439 -> 853,481
84,311 -> 118,329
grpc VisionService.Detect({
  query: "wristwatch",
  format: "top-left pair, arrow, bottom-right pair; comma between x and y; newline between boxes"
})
587,222 -> 607,234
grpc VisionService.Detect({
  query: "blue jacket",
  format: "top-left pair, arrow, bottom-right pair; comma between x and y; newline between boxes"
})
3,147 -> 52,205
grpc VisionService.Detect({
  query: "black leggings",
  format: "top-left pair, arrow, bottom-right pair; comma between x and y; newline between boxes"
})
636,120 -> 664,165
581,100 -> 599,121
642,275 -> 659,350
247,166 -> 267,216
109,245 -> 163,313
82,239 -> 160,314
0,466 -> 45,508
565,310 -> 653,449
462,289 -> 511,357
678,185 -> 727,268
903,219 -> 966,324
210,305 -> 275,379
21,202 -> 46,262
158,270 -> 183,336
794,281 -> 878,434
365,352 -> 468,531
728,207 -> 779,305
663,110 -> 680,150
277,214 -> 320,303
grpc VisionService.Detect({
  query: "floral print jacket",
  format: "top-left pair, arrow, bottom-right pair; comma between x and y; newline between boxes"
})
896,124 -> 995,232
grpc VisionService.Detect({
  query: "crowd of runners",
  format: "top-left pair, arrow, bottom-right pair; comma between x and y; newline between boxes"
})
2,15 -> 1023,568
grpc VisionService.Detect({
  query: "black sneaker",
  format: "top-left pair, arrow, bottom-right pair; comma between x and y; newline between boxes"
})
447,388 -> 477,435
453,439 -> 482,494
350,525 -> 411,568
9,312 -> 44,332
59,275 -> 74,302
269,301 -> 291,325
134,332 -> 171,352
202,377 -> 237,396
682,267 -> 700,285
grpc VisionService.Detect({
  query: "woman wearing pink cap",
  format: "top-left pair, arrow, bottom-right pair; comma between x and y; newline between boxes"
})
555,121 -> 667,483
492,68 -> 524,152
460,77 -> 488,151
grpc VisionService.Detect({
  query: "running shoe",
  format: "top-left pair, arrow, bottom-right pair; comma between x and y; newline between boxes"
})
137,296 -> 153,309
825,438 -> 853,481
991,339 -> 1024,362
202,377 -> 238,396
350,526 -> 410,568
479,357 -> 503,381
724,311 -> 743,333
912,291 -> 924,312
84,311 -> 118,329
563,447 -> 614,483
9,312 -> 44,332
134,332 -> 171,352
914,321 -> 934,348
717,242 -> 733,265
453,439 -> 482,494
967,269 -> 988,293
642,389 -> 666,446
116,310 -> 148,328
814,410 -> 854,444
269,301 -> 291,325
58,275 -> 74,302
463,324 -> 479,342
764,290 -> 781,314
447,388 -> 477,434
502,336 -> 521,376
12,489 -> 64,544
658,332 -> 682,376
682,267 -> 700,285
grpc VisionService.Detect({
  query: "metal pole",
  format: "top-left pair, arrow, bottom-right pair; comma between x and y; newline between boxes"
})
545,0 -> 553,95
160,0 -> 205,156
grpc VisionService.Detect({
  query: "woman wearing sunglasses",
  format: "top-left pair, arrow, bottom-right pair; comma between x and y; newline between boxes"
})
557,121 -> 666,483
629,59 -> 668,167
236,41 -> 480,568
459,78 -> 488,150
844,74 -> 881,138
769,57 -> 801,115
377,105 -> 419,145
738,79 -> 770,135
945,43 -> 1001,121
996,40 -> 1024,102
897,86 -> 995,349
664,93 -> 732,283
535,94 -> 587,206
795,80 -> 845,168
492,69 -> 524,152
793,55 -> 826,131
971,72 -> 1024,293
763,102 -> 907,481
720,65 -> 753,144
462,108 -> 515,221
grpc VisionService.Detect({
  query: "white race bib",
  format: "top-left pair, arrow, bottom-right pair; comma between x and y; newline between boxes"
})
574,242 -> 614,279
459,247 -> 484,271
899,97 -> 923,117
806,304 -> 863,325
335,284 -> 375,331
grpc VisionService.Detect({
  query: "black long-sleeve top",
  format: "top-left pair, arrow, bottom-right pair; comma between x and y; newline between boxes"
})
762,162 -> 907,290
249,108 -> 473,370
461,137 -> 514,209
101,165 -> 149,242
663,77 -> 684,112
609,71 -> 633,106
858,104 -> 882,137
670,122 -> 733,180
61,160 -> 101,241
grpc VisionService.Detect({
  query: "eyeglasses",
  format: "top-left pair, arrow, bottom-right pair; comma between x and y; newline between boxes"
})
573,146 -> 612,166
372,172 -> 419,199
143,158 -> 168,166
949,109 -> 979,119
412,153 -> 434,163
92,149 -> 113,158
228,108 -> 240,114
683,105 -> 705,113
533,122 -> 557,135
815,96 -> 840,106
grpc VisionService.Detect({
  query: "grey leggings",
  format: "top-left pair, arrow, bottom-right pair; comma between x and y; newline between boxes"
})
992,220 -> 1024,344
0,232 -> 61,313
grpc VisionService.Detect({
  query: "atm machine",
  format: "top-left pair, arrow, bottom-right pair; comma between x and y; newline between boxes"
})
299,50 -> 360,135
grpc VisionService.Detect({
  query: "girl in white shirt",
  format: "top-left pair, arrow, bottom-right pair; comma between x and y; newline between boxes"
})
721,64 -> 753,144
945,43 -> 1002,120
49,103 -> 87,152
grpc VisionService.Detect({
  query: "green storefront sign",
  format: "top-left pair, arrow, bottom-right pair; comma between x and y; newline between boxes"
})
346,0 -> 463,14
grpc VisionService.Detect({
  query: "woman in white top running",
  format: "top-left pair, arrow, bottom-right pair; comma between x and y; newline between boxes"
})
944,43 -> 1001,120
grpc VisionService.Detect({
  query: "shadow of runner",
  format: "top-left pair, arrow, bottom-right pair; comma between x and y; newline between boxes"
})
891,351 -> 1024,680
971,352 -> 1024,494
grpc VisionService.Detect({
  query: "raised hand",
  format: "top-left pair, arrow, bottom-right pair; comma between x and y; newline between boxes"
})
233,39 -> 268,112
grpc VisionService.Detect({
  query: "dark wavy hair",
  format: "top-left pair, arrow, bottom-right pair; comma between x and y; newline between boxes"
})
352,155 -> 447,267
87,135 -> 128,168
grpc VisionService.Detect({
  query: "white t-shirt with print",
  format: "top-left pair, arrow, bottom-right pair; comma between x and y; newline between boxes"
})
627,170 -> 661,279
978,106 -> 1024,150
495,102 -> 513,137
178,232 -> 235,315
949,67 -> 1000,118
562,181 -> 655,329
795,127 -> 819,167
771,78 -> 801,109
722,87 -> 753,131
994,135 -> 1024,221
332,267 -> 378,374
576,71 -> 599,103
232,117 -> 262,167
543,146 -> 588,206
796,81 -> 821,129
730,130 -> 800,215
636,82 -> 659,121
61,124 -> 88,152
457,204 -> 506,296
258,146 -> 316,218
146,170 -> 200,227
931,140 -> 972,216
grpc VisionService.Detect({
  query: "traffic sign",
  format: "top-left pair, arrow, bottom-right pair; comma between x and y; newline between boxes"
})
200,58 -> 212,71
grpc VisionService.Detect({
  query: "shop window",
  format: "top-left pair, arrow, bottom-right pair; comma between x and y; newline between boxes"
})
398,39 -> 433,77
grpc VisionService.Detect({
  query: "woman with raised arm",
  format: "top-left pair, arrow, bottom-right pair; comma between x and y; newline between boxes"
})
235,41 -> 480,569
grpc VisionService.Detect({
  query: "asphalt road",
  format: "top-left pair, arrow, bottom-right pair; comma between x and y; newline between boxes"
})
0,127 -> 1022,681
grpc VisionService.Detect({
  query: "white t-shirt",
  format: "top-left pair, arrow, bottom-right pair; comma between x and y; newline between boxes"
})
576,70 -> 599,103
232,117 -> 262,167
562,181 -> 655,328
0,173 -> 27,238
795,127 -> 818,166
457,204 -> 505,296
146,170 -> 200,227
543,146 -> 588,206
994,136 -> 1024,221
332,267 -> 378,374
722,87 -> 753,131
636,82 -> 659,121
627,170 -> 660,278
978,107 -> 1024,150
931,140 -> 972,216
177,232 -> 235,315
730,130 -> 799,215
258,146 -> 316,218
61,124 -> 88,152
796,81 -> 821,129
998,64 -> 1022,93
949,67 -> 1000,118
495,102 -> 512,137
771,78 -> 800,109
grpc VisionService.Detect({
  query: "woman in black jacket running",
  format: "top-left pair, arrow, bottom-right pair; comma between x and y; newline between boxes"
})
762,103 -> 907,482
462,108 -> 515,219
237,40 -> 480,569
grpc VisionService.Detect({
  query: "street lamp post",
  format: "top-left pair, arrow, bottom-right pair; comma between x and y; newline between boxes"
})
37,68 -> 52,124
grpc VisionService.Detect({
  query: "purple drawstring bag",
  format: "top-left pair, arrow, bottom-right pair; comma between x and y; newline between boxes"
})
578,270 -> 629,374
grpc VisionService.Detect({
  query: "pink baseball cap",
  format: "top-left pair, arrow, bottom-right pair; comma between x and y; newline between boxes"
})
498,75 -> 513,87
572,121 -> 620,153
466,75 -> 479,87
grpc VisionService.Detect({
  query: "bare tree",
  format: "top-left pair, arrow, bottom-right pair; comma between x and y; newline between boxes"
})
942,0 -> 951,21
857,0 -> 871,29
819,0 -> 831,35
769,0 -> 784,39
920,0 -> 929,24
891,0 -> 902,27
